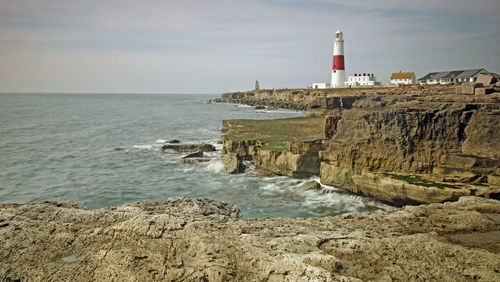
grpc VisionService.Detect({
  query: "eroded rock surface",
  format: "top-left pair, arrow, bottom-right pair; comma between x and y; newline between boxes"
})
162,144 -> 216,152
1,197 -> 499,281
221,153 -> 246,174
219,85 -> 500,205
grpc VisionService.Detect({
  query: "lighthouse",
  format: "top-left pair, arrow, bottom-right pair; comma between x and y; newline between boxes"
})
331,30 -> 345,87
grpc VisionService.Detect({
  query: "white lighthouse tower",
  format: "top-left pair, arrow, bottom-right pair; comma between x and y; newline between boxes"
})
331,30 -> 345,87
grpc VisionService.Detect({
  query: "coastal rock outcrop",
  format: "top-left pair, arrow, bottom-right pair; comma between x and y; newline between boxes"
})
179,158 -> 210,164
253,139 -> 324,177
297,180 -> 322,191
319,99 -> 500,204
182,151 -> 204,158
1,197 -> 499,281
221,153 -> 246,174
162,144 -> 216,152
219,84 -> 500,205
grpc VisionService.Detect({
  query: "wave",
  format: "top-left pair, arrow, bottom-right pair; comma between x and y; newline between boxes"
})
260,183 -> 282,193
256,109 -> 303,114
132,144 -> 154,150
205,159 -> 225,173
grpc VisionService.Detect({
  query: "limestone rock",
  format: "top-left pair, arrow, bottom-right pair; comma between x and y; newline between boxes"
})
221,136 -> 261,160
298,180 -> 322,191
253,139 -> 323,178
461,110 -> 500,160
221,153 -> 245,174
460,83 -> 476,95
1,197 -> 500,281
476,74 -> 495,86
324,115 -> 342,139
179,158 -> 210,164
163,144 -> 216,152
182,151 -> 203,158
474,87 -> 495,95
220,84 -> 500,204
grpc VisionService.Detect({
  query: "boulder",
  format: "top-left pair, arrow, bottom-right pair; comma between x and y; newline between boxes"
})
297,181 -> 322,191
166,139 -> 180,143
475,74 -> 495,86
460,83 -> 476,95
163,144 -> 216,152
221,153 -> 245,174
475,88 -> 486,95
112,147 -> 124,151
182,151 -> 204,158
475,88 -> 495,95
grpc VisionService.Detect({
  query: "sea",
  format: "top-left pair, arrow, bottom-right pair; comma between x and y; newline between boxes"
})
0,93 -> 389,218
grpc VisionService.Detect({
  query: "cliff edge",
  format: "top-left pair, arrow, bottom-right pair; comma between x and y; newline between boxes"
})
219,83 -> 500,205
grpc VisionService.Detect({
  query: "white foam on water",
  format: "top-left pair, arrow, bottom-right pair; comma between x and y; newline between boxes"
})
132,144 -> 154,150
241,162 -> 256,175
205,159 -> 225,173
236,104 -> 253,108
300,190 -> 363,214
181,166 -> 196,173
298,181 -> 393,213
257,109 -> 303,114
155,139 -> 166,143
260,183 -> 281,193
204,151 -> 221,158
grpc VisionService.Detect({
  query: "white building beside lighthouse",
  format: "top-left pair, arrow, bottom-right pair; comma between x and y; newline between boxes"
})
331,30 -> 345,87
346,73 -> 379,87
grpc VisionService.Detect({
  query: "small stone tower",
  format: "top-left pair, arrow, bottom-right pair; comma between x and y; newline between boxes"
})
255,80 -> 260,90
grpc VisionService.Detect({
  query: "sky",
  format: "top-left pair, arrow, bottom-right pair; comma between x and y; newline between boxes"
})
0,0 -> 499,94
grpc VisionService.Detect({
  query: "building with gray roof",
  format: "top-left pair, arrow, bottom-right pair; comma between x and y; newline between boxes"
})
417,69 -> 490,84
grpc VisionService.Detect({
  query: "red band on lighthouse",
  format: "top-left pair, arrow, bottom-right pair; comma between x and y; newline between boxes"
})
332,55 -> 344,70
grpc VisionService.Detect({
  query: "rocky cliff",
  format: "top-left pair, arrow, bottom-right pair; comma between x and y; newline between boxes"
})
1,197 -> 499,281
219,83 -> 500,205
320,95 -> 500,205
215,84 -> 458,112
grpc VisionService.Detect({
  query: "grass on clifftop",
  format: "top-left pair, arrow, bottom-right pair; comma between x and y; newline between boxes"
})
384,173 -> 460,189
224,116 -> 325,151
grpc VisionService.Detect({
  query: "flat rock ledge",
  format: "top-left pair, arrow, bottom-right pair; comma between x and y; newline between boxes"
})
1,197 -> 499,281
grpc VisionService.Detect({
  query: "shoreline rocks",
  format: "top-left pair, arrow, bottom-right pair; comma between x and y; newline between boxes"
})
1,196 -> 499,281
182,151 -> 204,158
297,180 -> 322,191
219,84 -> 500,205
179,158 -> 211,164
221,153 -> 246,174
162,143 -> 216,152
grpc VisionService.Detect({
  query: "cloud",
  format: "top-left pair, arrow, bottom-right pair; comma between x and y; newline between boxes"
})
0,0 -> 498,93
